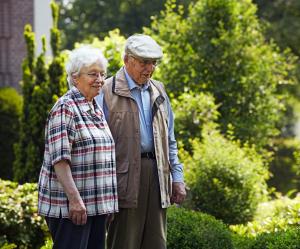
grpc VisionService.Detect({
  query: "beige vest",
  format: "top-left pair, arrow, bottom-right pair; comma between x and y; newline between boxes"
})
102,68 -> 171,208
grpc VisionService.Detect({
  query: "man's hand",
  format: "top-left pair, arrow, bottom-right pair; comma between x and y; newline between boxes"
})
170,182 -> 186,204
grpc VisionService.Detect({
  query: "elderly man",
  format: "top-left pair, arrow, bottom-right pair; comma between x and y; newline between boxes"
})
96,34 -> 186,249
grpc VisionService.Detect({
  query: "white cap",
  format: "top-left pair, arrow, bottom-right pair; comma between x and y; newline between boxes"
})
125,34 -> 163,60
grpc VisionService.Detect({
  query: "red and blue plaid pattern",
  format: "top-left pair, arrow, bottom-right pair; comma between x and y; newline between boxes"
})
38,87 -> 118,218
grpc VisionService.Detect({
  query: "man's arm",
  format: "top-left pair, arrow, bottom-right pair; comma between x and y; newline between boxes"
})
166,96 -> 187,204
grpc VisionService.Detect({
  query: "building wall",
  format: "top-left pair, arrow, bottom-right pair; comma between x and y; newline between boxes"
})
34,0 -> 52,58
0,0 -> 51,91
0,0 -> 33,90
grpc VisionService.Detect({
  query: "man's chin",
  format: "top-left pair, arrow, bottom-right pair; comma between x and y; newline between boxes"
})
140,75 -> 151,83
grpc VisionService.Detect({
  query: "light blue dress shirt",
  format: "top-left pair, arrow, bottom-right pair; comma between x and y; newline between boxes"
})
95,67 -> 183,182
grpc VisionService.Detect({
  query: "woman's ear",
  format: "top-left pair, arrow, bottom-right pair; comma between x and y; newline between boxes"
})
72,76 -> 78,86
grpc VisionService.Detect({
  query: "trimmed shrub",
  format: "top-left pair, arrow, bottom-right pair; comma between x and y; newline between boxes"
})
250,227 -> 300,249
185,128 -> 269,224
231,233 -> 254,249
167,206 -> 233,249
0,87 -> 22,180
0,180 -> 47,248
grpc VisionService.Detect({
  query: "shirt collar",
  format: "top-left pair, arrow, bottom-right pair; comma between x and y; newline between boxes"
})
70,86 -> 97,113
124,67 -> 150,91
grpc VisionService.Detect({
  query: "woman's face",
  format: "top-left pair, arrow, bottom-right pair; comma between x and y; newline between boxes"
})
74,63 -> 106,101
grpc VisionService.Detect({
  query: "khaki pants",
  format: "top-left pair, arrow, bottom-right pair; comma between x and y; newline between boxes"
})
107,158 -> 167,249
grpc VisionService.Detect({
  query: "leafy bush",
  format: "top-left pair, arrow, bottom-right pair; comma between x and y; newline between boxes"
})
0,87 -> 22,180
167,206 -> 233,249
40,238 -> 52,249
0,242 -> 16,249
231,194 -> 300,236
185,127 -> 269,224
0,180 -> 47,248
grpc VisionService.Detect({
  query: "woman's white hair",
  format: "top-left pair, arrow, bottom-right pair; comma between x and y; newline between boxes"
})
65,45 -> 108,89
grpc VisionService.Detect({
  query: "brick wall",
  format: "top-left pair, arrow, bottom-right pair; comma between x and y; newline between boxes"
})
0,0 -> 33,90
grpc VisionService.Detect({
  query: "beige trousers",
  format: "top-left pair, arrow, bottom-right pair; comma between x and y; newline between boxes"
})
107,158 -> 167,249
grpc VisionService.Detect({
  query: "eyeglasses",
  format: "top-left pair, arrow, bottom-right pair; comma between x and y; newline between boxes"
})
130,55 -> 159,67
81,72 -> 107,80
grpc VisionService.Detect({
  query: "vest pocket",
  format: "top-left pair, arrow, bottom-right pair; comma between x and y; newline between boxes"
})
116,161 -> 129,197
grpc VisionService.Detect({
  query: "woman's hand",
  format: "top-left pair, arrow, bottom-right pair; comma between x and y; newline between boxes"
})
68,193 -> 87,225
54,160 -> 87,225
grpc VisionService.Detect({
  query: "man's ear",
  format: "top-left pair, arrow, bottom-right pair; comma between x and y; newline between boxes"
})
124,54 -> 130,64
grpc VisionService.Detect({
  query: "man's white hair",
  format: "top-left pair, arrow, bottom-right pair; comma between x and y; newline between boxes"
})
65,45 -> 108,88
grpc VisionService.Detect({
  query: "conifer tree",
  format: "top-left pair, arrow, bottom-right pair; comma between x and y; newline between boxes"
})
13,25 -> 37,182
14,1 -> 66,182
48,0 -> 67,102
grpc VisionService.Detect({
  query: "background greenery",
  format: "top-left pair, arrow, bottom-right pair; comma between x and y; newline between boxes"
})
1,0 -> 300,248
0,88 -> 22,180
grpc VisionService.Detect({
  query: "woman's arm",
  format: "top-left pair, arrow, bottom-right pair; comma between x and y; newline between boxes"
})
54,160 -> 87,225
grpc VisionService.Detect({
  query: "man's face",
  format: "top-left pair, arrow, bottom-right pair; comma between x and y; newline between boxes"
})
124,55 -> 158,85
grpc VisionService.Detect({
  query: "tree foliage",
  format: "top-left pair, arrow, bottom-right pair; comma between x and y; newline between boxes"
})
77,29 -> 126,77
146,0 -> 296,148
171,91 -> 219,152
253,0 -> 300,58
253,0 -> 300,138
56,0 -> 193,49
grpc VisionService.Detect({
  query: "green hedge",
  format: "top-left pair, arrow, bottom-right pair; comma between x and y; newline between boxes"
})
167,206 -> 233,249
250,227 -> 300,249
0,180 -> 47,248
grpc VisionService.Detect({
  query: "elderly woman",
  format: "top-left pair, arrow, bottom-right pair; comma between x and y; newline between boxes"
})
38,46 -> 118,249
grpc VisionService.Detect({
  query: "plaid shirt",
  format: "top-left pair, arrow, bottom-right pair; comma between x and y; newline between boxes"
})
38,87 -> 118,218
